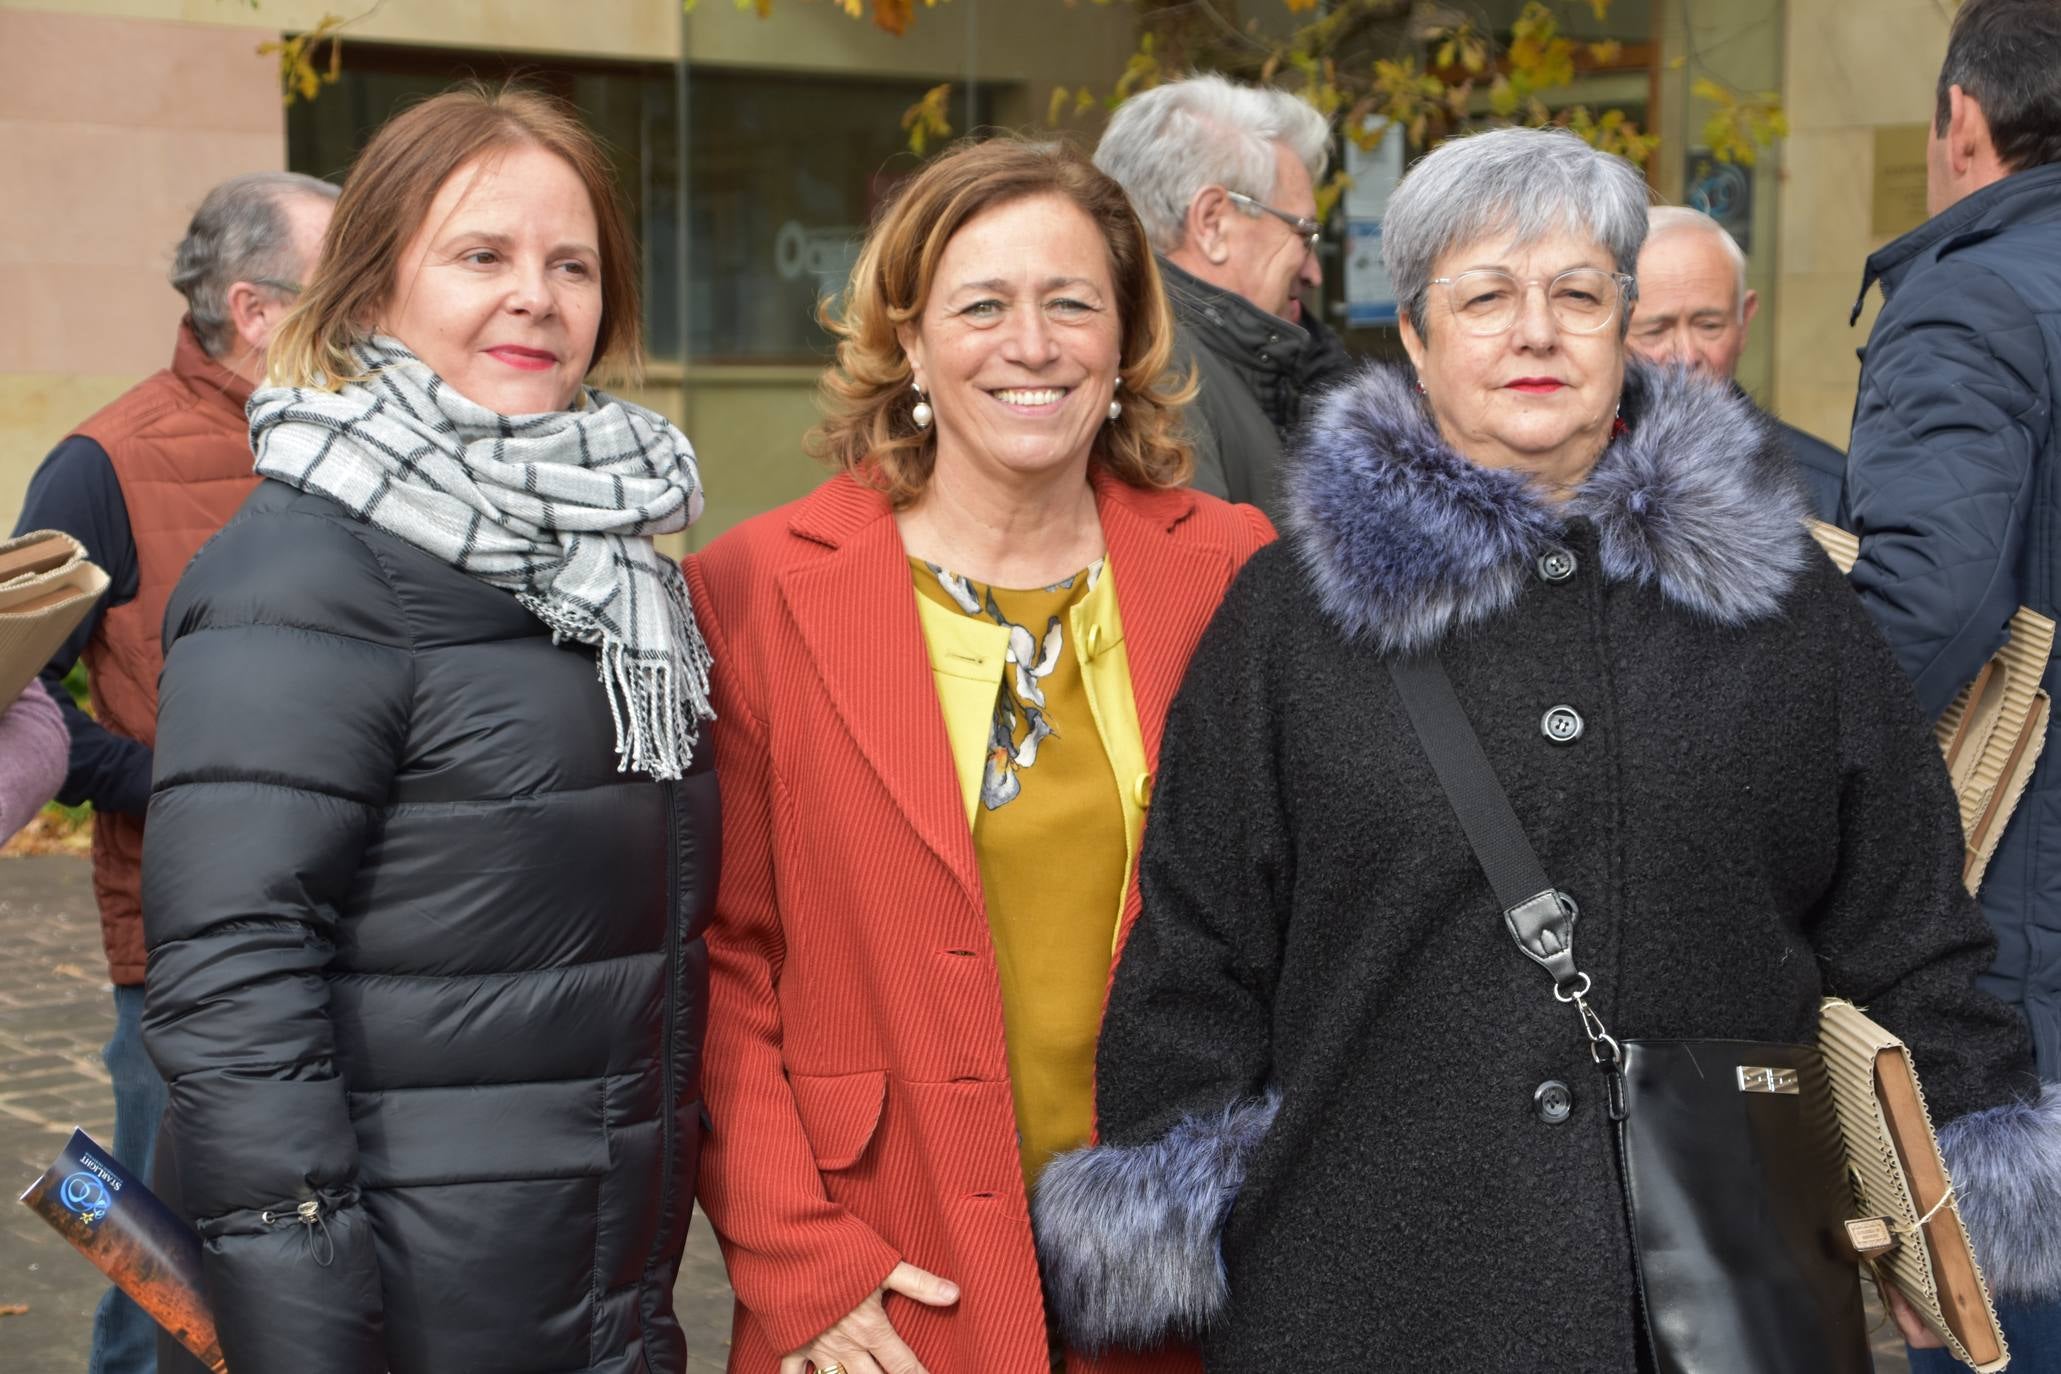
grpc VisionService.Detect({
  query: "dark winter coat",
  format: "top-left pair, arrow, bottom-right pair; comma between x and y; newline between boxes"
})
1841,161 -> 2061,1075
1731,381 -> 1844,524
1161,258 -> 1355,523
1771,416 -> 1844,525
1032,364 -> 2059,1372
141,479 -> 716,1374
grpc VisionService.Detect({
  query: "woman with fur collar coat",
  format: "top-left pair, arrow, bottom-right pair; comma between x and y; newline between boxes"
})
1032,128 -> 2058,1373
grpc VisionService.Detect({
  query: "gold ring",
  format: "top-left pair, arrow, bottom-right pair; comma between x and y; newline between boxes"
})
817,1365 -> 845,1374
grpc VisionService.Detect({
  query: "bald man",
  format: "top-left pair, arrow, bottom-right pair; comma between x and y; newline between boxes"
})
1629,207 -> 1846,520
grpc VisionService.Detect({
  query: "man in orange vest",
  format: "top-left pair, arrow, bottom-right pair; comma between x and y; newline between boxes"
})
10,170 -> 334,1373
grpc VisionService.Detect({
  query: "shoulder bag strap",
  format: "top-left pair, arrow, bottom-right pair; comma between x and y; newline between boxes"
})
1385,653 -> 1580,986
1386,653 -> 1625,1106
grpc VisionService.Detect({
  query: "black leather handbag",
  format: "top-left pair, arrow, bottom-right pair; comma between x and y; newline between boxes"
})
1387,654 -> 1871,1374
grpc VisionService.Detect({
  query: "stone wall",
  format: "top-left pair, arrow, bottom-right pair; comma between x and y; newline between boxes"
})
1774,0 -> 1954,450
0,6 -> 282,521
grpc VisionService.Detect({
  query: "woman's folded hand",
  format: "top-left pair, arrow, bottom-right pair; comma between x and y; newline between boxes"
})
779,1261 -> 960,1374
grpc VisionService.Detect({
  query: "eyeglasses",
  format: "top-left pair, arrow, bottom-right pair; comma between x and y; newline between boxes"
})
1225,191 -> 1322,255
1430,268 -> 1638,336
250,278 -> 304,297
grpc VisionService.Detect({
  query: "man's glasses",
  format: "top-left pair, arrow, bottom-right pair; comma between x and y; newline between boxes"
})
1429,268 -> 1637,336
1225,191 -> 1322,255
250,278 -> 304,297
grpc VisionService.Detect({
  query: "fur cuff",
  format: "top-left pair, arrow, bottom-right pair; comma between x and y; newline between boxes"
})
1939,1082 -> 2061,1301
1032,1093 -> 1279,1354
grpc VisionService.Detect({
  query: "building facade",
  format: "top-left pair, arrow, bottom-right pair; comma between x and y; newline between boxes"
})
0,0 -> 1960,540
0,0 -> 1133,547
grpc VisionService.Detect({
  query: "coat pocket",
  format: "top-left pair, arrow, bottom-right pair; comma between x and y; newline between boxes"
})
787,1070 -> 887,1171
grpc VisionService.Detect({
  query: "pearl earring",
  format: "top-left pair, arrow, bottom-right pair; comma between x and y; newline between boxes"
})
1107,375 -> 1123,423
910,382 -> 933,430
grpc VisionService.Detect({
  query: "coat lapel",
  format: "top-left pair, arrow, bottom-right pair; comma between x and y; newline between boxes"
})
775,472 -> 1229,909
778,478 -> 985,909
1094,472 -> 1227,769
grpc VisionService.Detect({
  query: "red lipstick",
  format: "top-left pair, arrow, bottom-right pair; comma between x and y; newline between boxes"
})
486,345 -> 556,371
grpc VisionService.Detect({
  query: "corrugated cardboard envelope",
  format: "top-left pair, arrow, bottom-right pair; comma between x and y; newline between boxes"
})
0,530 -> 108,705
1812,521 -> 2052,892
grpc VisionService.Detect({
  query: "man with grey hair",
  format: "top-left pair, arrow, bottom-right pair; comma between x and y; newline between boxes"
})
8,169 -> 333,1374
1095,73 -> 1346,518
1628,206 -> 1845,520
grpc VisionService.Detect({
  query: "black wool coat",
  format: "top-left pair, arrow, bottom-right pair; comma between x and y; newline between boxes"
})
142,480 -> 716,1374
1032,365 -> 2047,1372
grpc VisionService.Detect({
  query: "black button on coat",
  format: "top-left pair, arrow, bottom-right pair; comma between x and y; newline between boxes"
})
141,480 -> 716,1374
1031,364 -> 2049,1373
1533,1079 -> 1573,1124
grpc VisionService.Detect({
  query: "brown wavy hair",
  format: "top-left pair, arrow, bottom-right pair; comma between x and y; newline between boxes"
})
267,82 -> 642,393
809,136 -> 1194,505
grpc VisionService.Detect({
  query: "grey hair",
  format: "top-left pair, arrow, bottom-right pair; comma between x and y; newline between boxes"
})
1382,126 -> 1650,337
1644,205 -> 1749,318
169,172 -> 338,358
1094,74 -> 1332,254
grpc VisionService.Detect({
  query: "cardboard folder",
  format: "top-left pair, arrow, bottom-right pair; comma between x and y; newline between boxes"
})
1820,1000 -> 2010,1371
0,530 -> 107,704
1811,522 -> 2053,891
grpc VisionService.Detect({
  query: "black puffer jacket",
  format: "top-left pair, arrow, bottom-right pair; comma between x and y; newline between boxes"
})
141,479 -> 716,1374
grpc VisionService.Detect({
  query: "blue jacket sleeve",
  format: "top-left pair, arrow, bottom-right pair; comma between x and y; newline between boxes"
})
1843,259 -> 2054,718
10,436 -> 151,814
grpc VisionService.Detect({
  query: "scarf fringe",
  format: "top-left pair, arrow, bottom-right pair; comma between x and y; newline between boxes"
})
523,568 -> 715,781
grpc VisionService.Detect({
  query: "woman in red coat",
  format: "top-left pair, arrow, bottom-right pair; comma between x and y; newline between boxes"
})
685,138 -> 1271,1374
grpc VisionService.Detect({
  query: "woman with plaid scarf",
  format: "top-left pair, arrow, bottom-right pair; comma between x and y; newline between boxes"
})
142,85 -> 718,1374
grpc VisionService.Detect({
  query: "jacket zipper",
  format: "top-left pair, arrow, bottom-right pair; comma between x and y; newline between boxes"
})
653,782 -> 681,1260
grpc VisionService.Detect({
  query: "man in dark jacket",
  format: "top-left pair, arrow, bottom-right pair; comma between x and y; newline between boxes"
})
1094,74 -> 1353,521
8,170 -> 333,1374
1630,206 -> 1847,521
1841,2 -> 2061,1358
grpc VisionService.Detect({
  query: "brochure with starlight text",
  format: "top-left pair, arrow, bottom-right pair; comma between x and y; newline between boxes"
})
19,1127 -> 225,1373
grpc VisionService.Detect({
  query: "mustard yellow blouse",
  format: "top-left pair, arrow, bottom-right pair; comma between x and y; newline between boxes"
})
912,556 -> 1149,1193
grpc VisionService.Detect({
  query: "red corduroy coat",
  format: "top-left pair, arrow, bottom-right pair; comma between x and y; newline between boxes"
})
683,469 -> 1272,1373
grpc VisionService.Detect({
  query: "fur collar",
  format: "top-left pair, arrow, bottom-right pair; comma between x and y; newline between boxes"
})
1282,362 -> 1812,656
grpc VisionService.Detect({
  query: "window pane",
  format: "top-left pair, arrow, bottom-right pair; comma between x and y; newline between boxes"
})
686,70 -> 998,363
571,70 -> 683,361
288,47 -> 679,360
289,48 -> 1006,365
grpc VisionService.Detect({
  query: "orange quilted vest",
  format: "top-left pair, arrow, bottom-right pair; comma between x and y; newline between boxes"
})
71,320 -> 259,984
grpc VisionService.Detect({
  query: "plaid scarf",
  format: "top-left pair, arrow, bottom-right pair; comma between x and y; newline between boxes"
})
248,337 -> 713,780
